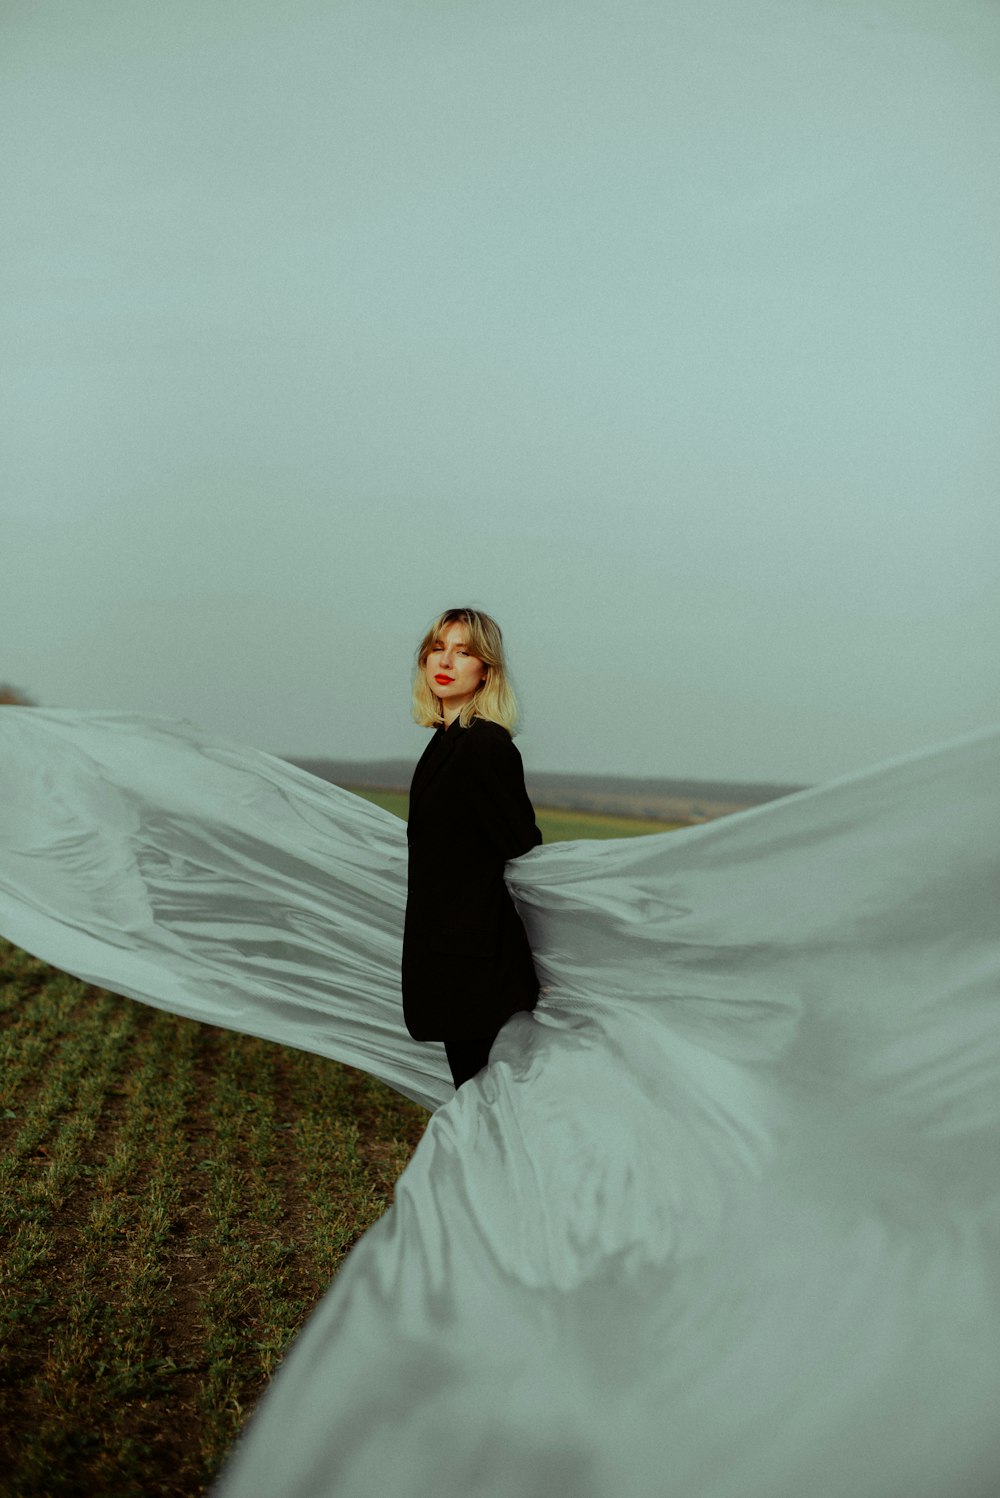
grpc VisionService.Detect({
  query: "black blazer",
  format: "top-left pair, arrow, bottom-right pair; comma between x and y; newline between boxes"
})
402,716 -> 542,1042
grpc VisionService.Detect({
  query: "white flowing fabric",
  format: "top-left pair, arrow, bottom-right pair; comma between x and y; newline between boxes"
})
1,709 -> 998,1498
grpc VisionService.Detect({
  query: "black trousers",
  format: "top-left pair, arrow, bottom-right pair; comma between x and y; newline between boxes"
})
443,1030 -> 497,1089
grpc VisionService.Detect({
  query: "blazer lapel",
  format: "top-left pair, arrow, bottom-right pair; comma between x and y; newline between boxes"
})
408,725 -> 461,816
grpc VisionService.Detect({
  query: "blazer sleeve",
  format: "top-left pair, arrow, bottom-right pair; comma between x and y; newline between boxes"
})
468,727 -> 542,862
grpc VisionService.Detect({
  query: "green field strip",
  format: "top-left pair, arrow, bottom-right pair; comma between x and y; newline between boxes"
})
192,1029 -> 315,1473
0,987 -> 134,1265
7,1008 -> 204,1496
347,790 -> 682,838
347,785 -> 682,841
286,1051 -> 390,1284
0,967 -> 92,1117
345,786 -> 410,819
341,1064 -> 428,1201
535,806 -> 683,841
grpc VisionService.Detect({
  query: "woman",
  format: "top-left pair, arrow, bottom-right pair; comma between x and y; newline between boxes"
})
402,607 -> 542,1089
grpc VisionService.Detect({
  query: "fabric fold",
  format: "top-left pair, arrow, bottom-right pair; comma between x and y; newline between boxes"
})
1,709 -> 998,1497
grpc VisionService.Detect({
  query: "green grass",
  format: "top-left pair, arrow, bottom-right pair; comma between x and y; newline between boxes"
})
0,791 -> 675,1497
346,786 -> 683,840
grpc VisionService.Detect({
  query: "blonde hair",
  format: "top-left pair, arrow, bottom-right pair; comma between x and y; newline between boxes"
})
411,607 -> 520,733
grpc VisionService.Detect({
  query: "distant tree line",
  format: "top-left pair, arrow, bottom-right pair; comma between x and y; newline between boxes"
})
0,684 -> 36,705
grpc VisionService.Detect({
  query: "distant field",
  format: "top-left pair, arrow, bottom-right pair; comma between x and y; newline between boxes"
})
346,786 -> 684,839
294,757 -> 803,825
0,792 -> 678,1497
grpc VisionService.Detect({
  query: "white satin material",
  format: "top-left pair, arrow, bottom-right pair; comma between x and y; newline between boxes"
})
1,709 -> 998,1498
0,710 -> 449,1110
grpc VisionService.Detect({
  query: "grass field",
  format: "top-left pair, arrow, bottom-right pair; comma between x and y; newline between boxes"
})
0,797 -> 678,1498
355,787 -> 684,840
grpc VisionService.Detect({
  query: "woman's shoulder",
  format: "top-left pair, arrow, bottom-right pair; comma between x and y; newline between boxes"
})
463,717 -> 521,757
468,716 -> 511,738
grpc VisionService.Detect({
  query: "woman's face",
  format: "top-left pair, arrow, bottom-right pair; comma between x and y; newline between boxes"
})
424,621 -> 487,715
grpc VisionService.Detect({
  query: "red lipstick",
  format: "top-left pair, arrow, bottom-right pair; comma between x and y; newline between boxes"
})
434,674 -> 454,684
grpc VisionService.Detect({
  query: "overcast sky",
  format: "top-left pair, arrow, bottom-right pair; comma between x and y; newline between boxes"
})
3,0 -> 997,783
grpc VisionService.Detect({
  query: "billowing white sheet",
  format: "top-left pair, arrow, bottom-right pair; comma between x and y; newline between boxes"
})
1,709 -> 998,1498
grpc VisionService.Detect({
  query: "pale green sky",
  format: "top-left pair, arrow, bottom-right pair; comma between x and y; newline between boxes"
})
3,0 -> 997,781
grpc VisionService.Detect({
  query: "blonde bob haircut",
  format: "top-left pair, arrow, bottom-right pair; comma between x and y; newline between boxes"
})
412,607 -> 520,734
